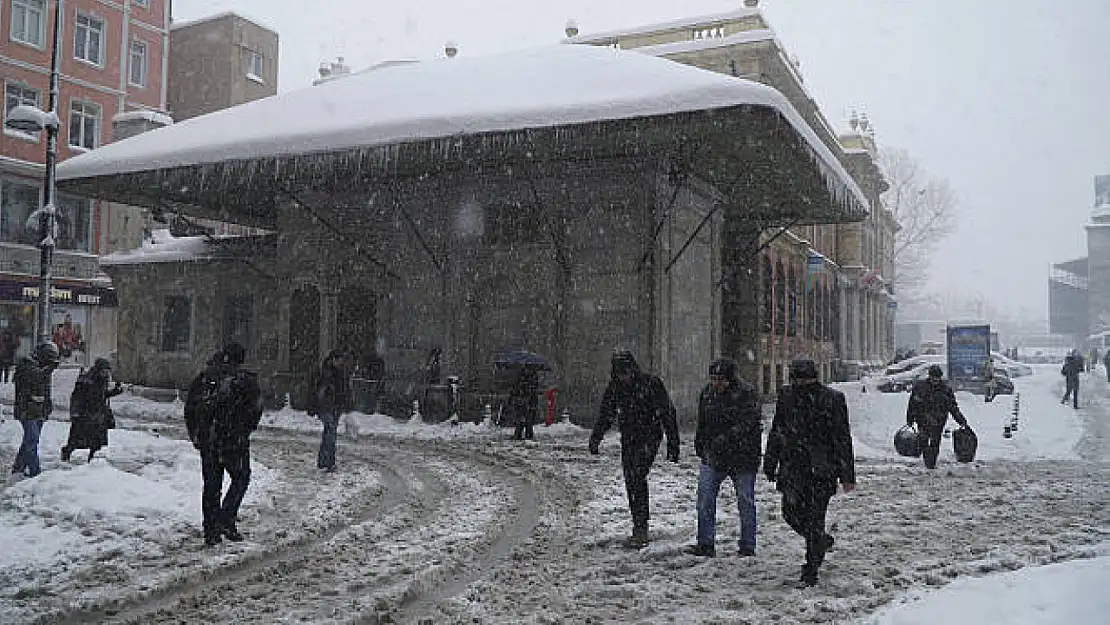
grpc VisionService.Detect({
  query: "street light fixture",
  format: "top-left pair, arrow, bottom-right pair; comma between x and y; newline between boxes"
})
3,0 -> 64,347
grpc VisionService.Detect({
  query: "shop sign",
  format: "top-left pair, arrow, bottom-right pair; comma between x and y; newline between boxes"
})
0,279 -> 117,307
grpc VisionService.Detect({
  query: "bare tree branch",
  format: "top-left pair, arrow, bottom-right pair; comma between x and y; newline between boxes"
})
879,147 -> 958,297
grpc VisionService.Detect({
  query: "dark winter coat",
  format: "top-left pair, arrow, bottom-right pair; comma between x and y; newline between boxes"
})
507,368 -> 540,425
590,355 -> 679,454
184,361 -> 263,452
1103,352 -> 1110,368
764,382 -> 855,490
66,370 -> 123,450
694,376 -> 762,473
1061,356 -> 1082,381
906,378 -> 967,428
14,356 -> 54,421
312,352 -> 351,416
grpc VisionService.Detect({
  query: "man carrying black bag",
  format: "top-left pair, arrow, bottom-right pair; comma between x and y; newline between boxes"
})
589,350 -> 680,549
906,364 -> 968,469
185,343 -> 263,546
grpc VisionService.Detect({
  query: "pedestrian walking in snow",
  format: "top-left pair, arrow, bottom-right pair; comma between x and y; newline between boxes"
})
982,357 -> 997,403
61,358 -> 122,462
588,350 -> 680,549
684,357 -> 762,558
508,366 -> 540,441
0,328 -> 19,383
184,343 -> 263,546
309,350 -> 351,472
763,359 -> 856,588
10,343 -> 60,478
1103,351 -> 1110,383
906,364 -> 969,469
905,361 -> 967,470
1061,352 -> 1082,409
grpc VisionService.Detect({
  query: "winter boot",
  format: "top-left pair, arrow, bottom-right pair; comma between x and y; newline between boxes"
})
204,530 -> 223,546
737,546 -> 757,557
683,543 -> 715,557
221,523 -> 245,542
624,527 -> 649,549
797,565 -> 819,588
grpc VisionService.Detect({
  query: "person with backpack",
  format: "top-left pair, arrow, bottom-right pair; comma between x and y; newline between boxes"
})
184,343 -> 263,546
764,360 -> 856,588
309,350 -> 351,473
10,343 -> 60,478
906,364 -> 969,469
684,357 -> 762,558
61,358 -> 122,462
588,350 -> 680,549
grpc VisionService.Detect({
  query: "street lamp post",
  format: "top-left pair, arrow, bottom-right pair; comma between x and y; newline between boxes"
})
5,0 -> 63,346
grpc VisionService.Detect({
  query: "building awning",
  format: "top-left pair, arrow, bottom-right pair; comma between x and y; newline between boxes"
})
57,44 -> 868,227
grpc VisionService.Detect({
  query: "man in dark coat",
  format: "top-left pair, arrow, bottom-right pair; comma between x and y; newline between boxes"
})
310,349 -> 351,472
10,343 -> 60,478
1061,352 -> 1082,409
906,364 -> 969,469
1102,350 -> 1110,383
588,351 -> 680,549
764,359 -> 856,587
684,357 -> 762,558
509,366 -> 540,441
61,357 -> 123,462
184,343 -> 263,546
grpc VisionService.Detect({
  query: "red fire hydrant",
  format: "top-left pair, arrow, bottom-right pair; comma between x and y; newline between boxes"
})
544,388 -> 557,426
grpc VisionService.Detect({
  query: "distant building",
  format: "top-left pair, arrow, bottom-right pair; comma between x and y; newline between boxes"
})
167,12 -> 278,121
1049,175 -> 1110,348
0,0 -> 171,365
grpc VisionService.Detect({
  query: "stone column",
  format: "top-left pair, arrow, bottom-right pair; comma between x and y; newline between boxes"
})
721,217 -> 762,384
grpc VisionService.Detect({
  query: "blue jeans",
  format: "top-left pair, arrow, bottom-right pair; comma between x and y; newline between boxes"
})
696,460 -> 757,550
317,412 -> 339,469
11,419 -> 44,477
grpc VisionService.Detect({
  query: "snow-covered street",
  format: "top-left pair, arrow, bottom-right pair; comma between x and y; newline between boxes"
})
2,365 -> 1109,624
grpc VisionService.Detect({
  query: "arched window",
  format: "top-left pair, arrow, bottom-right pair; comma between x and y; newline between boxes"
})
774,260 -> 786,336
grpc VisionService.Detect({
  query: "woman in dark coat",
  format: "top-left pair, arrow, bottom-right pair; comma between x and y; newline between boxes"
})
508,366 -> 540,440
62,357 -> 123,462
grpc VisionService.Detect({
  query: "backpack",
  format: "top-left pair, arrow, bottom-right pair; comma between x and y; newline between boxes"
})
192,368 -> 239,445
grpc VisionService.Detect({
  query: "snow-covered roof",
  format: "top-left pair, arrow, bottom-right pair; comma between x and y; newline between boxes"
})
56,44 -> 867,210
100,230 -> 216,266
112,110 -> 173,126
564,7 -> 762,44
169,11 -> 276,34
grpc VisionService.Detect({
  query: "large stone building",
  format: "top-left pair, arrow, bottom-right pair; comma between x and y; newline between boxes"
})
1050,175 -> 1110,348
1,0 -> 171,365
58,45 -> 868,424
565,0 -> 898,388
166,12 -> 278,122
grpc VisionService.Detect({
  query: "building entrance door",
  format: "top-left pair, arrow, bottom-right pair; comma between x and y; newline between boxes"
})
288,285 -> 320,408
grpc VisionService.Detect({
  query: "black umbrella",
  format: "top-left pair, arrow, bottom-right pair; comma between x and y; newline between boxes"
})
492,348 -> 552,370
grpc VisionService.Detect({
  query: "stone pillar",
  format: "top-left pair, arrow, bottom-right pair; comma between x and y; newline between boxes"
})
1087,219 -> 1110,335
721,217 -> 762,384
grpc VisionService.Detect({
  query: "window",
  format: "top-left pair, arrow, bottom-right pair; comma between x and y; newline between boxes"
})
223,295 -> 254,353
68,100 -> 100,150
129,40 -> 147,87
0,178 -> 41,246
161,296 -> 192,352
11,0 -> 46,47
244,49 -> 263,82
56,194 -> 90,252
4,82 -> 41,141
73,12 -> 105,65
133,0 -> 149,7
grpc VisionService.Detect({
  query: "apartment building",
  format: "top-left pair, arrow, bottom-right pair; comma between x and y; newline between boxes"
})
0,0 -> 170,365
167,12 -> 277,121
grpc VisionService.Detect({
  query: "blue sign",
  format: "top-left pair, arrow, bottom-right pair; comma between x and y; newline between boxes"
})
947,324 -> 991,391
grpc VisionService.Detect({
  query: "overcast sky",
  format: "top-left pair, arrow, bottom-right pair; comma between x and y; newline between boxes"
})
174,0 -> 1110,321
